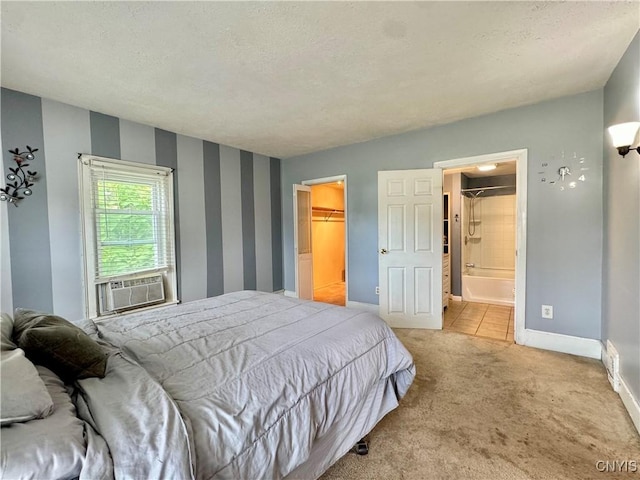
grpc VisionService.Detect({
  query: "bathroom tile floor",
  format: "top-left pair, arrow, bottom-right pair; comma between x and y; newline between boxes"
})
314,282 -> 346,306
444,300 -> 514,342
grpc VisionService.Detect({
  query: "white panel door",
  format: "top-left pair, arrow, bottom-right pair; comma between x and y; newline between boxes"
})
378,169 -> 443,328
293,184 -> 314,300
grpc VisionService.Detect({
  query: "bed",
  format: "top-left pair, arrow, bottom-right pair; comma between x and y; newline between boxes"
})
1,290 -> 415,479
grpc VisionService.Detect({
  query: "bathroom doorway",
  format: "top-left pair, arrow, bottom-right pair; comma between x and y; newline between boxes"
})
303,176 -> 347,306
434,150 -> 527,345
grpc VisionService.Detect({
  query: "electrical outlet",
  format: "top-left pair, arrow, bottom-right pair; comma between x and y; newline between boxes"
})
541,305 -> 553,319
375,286 -> 380,295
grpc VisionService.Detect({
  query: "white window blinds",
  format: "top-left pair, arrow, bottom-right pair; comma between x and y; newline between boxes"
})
80,156 -> 175,282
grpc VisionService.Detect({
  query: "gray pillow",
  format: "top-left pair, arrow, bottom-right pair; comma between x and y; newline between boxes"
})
13,309 -> 108,382
0,348 -> 54,425
1,312 -> 17,351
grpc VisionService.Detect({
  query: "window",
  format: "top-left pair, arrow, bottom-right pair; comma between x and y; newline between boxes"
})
79,155 -> 177,317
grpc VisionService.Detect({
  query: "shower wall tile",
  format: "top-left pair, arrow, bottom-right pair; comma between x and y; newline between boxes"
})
466,195 -> 516,270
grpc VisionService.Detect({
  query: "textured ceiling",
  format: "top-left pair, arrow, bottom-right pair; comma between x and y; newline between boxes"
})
2,2 -> 639,158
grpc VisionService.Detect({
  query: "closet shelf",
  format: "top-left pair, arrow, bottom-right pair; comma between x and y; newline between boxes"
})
312,206 -> 344,222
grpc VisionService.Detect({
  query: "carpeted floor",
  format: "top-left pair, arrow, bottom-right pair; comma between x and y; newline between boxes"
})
314,282 -> 346,306
320,329 -> 640,480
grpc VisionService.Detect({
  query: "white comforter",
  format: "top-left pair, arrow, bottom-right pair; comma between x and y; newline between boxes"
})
86,291 -> 415,479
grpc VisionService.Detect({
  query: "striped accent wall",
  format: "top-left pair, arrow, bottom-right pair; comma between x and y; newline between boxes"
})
0,88 -> 283,320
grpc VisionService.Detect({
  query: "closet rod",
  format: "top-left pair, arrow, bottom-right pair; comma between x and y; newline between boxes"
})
460,185 -> 515,193
312,206 -> 344,213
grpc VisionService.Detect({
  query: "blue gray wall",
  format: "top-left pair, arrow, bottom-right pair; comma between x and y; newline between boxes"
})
282,90 -> 604,339
602,32 -> 639,402
0,88 -> 282,321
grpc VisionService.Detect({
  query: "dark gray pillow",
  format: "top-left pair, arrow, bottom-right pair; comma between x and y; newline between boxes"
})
13,309 -> 108,382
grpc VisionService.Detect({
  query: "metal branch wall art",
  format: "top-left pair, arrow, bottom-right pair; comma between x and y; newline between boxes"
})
1,146 -> 39,206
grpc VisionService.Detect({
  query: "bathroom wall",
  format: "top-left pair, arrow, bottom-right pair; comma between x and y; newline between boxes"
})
465,174 -> 517,197
311,184 -> 345,289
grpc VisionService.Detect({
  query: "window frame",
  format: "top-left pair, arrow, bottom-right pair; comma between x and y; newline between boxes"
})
78,154 -> 178,318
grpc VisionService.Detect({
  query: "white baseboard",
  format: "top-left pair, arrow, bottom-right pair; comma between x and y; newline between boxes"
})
522,329 -> 602,359
283,290 -> 297,298
450,295 -> 462,302
346,300 -> 379,314
619,375 -> 640,435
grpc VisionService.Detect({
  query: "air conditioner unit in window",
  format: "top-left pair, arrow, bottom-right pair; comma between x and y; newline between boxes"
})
106,274 -> 165,312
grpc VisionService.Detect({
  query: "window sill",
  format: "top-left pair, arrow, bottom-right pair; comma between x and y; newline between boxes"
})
93,299 -> 180,322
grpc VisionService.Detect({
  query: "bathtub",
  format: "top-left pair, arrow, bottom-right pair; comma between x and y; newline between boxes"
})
461,267 -> 515,306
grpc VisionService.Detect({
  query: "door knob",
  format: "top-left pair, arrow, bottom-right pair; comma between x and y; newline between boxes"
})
380,248 -> 388,254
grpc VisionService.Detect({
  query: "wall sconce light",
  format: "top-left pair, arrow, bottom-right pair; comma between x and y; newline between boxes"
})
1,146 -> 39,206
608,122 -> 640,157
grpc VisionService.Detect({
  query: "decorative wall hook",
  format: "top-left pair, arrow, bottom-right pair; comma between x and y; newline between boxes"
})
1,146 -> 39,207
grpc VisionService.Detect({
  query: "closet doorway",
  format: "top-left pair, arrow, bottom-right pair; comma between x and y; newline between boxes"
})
303,175 -> 347,306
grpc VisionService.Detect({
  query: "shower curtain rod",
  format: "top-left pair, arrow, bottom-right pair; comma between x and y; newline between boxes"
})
460,185 -> 515,193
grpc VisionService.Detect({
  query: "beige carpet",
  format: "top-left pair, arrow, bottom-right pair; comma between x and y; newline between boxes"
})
320,329 -> 640,480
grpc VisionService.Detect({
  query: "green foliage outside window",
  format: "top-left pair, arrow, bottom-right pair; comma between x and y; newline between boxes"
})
95,180 -> 159,276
